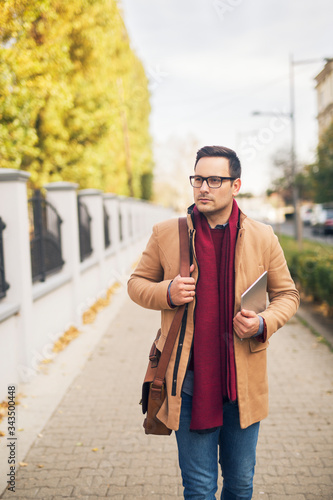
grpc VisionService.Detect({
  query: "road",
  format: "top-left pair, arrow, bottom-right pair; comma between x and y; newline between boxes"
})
270,221 -> 333,246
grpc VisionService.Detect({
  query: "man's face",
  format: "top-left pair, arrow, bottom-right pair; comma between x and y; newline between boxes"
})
193,156 -> 241,226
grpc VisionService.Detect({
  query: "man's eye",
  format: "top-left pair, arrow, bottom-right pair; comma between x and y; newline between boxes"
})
210,177 -> 220,183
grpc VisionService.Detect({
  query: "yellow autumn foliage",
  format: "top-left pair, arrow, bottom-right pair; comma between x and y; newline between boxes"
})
0,0 -> 153,198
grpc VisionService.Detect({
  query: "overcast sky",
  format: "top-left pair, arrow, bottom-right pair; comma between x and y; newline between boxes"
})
119,0 -> 333,195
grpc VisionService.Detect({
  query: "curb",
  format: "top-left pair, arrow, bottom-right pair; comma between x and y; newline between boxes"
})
296,305 -> 333,350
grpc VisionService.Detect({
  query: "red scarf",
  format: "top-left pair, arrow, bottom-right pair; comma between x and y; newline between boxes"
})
191,199 -> 239,430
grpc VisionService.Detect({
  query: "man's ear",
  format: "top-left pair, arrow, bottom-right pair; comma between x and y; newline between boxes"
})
232,178 -> 241,196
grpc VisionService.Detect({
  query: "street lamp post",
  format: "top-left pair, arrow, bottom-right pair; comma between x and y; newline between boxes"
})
289,54 -> 325,247
252,108 -> 300,243
252,54 -> 326,249
289,54 -> 299,245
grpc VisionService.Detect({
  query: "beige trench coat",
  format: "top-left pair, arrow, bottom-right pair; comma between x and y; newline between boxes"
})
128,207 -> 300,430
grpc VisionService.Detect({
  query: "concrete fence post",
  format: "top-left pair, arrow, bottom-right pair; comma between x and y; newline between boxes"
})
103,194 -> 119,254
78,189 -> 105,291
0,169 -> 33,386
103,194 -> 123,285
43,181 -> 81,325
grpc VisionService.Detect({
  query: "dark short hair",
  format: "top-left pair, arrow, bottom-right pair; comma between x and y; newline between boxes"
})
194,145 -> 241,179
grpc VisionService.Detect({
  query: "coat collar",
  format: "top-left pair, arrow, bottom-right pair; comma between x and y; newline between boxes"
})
187,202 -> 247,230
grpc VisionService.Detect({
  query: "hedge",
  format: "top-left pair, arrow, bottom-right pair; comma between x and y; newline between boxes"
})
278,235 -> 333,313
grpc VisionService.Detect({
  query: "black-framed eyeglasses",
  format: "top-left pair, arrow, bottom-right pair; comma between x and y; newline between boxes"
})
189,175 -> 236,189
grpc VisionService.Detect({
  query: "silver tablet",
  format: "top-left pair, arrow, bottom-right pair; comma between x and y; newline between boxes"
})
241,271 -> 268,313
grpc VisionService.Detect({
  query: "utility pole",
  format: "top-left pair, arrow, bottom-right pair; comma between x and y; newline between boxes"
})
252,54 -> 326,250
289,54 -> 330,248
289,53 -> 302,249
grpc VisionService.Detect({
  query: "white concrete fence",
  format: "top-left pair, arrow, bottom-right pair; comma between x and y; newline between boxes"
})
0,168 -> 173,403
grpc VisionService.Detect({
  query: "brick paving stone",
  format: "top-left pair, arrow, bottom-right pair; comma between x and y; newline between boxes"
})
5,489 -> 40,498
18,477 -> 60,488
36,486 -> 74,498
0,295 -> 332,499
270,496 -> 306,500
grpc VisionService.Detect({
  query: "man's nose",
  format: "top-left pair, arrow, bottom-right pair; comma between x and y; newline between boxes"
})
200,179 -> 209,192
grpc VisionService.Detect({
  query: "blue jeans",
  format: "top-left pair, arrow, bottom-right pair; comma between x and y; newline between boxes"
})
175,392 -> 260,500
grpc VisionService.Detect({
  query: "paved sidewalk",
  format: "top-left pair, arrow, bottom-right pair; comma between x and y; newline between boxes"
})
1,293 -> 333,499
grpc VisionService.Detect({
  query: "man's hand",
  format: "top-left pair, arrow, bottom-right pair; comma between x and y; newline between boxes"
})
233,309 -> 260,339
169,264 -> 195,306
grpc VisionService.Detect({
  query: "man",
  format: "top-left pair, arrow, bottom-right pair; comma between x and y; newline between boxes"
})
128,145 -> 300,499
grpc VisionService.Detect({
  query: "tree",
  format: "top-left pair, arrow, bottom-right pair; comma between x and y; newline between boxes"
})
267,149 -> 294,205
153,134 -> 200,211
0,0 -> 153,198
307,122 -> 333,203
267,148 -> 314,204
140,171 -> 153,201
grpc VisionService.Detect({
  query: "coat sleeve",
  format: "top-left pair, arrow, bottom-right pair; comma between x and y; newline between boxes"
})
259,227 -> 300,338
127,224 -> 174,311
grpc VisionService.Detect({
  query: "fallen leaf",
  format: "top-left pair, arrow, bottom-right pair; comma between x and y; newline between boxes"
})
52,326 -> 81,353
19,462 -> 28,467
41,358 -> 53,364
0,431 -> 5,437
0,396 -> 21,424
91,447 -> 99,452
83,283 -> 121,324
37,464 -> 44,468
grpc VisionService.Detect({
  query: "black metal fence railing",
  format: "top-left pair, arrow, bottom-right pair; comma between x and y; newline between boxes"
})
104,205 -> 111,249
128,212 -> 133,238
28,190 -> 65,282
0,218 -> 10,299
78,198 -> 93,262
119,209 -> 123,242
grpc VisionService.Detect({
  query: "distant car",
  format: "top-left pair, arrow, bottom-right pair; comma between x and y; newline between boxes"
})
302,208 -> 313,226
311,208 -> 333,235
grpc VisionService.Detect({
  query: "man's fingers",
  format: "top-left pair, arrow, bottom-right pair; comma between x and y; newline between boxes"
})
183,279 -> 196,286
234,311 -> 247,325
240,309 -> 256,318
169,272 -> 196,306
184,276 -> 195,288
233,311 -> 260,339
181,285 -> 195,296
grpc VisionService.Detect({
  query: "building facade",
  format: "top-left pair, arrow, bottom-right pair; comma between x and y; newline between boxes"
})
315,59 -> 333,138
